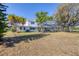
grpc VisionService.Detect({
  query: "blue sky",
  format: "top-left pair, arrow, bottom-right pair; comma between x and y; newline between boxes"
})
6,3 -> 59,20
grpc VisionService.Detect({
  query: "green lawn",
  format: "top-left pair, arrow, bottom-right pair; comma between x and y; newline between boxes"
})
72,26 -> 79,31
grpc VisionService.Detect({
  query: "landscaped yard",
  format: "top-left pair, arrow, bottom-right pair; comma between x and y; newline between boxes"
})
0,32 -> 79,56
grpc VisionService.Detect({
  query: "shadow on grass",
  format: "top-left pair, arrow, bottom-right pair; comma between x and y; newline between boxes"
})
3,33 -> 50,47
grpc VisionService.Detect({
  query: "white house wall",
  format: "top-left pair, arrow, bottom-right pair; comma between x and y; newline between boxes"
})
23,20 -> 38,27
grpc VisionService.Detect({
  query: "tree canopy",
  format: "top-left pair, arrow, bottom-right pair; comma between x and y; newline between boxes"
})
55,3 -> 79,31
8,14 -> 26,32
0,3 -> 7,41
36,11 -> 53,32
8,14 -> 26,24
36,11 -> 53,23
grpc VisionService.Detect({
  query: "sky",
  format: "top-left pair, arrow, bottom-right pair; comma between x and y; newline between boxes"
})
6,3 -> 59,20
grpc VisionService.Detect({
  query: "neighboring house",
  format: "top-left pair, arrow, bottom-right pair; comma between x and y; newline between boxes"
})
8,20 -> 38,32
42,20 -> 58,32
19,20 -> 38,32
7,20 -> 58,32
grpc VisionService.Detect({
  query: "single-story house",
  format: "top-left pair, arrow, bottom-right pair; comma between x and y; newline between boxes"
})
7,20 -> 58,32
18,20 -> 38,32
41,20 -> 58,32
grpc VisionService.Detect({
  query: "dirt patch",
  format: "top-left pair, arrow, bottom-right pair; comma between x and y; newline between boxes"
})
0,32 -> 79,56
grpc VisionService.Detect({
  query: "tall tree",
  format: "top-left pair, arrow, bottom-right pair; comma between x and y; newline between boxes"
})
36,11 -> 53,32
0,4 -> 7,42
8,14 -> 16,24
18,17 -> 26,24
8,14 -> 17,32
8,14 -> 26,32
55,3 -> 79,32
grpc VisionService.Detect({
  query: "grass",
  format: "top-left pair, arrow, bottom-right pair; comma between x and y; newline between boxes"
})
4,31 -> 41,37
72,26 -> 79,31
0,31 -> 79,56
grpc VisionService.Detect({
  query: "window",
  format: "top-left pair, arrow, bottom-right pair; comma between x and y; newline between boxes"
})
30,27 -> 35,30
24,27 -> 26,30
20,27 -> 22,30
31,22 -> 35,24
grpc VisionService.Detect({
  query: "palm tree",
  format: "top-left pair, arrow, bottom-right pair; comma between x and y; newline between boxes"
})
36,11 -> 53,32
8,14 -> 26,32
8,14 -> 17,32
19,17 -> 26,25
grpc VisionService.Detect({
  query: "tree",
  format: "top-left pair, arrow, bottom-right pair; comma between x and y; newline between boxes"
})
0,4 -> 7,42
55,4 -> 79,32
18,17 -> 26,25
8,14 -> 26,32
8,14 -> 17,32
36,11 -> 53,32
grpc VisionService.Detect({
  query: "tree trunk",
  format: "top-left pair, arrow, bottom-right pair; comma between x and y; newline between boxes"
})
67,26 -> 72,32
69,26 -> 72,32
40,26 -> 44,32
0,34 -> 3,45
60,26 -> 64,32
38,23 -> 44,32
